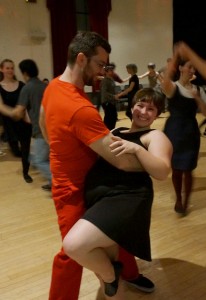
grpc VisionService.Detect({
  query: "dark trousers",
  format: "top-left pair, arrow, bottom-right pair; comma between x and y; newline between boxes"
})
126,97 -> 132,121
102,102 -> 117,130
16,122 -> 32,176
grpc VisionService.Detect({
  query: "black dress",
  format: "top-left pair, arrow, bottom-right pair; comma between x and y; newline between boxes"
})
126,74 -> 139,120
83,127 -> 154,261
0,82 -> 32,175
164,86 -> 200,171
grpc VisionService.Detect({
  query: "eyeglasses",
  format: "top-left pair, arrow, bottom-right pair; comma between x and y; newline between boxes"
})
90,58 -> 107,69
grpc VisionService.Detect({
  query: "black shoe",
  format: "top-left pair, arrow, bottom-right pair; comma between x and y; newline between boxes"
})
41,184 -> 52,191
23,174 -> 33,183
174,201 -> 184,214
104,261 -> 123,296
126,274 -> 155,293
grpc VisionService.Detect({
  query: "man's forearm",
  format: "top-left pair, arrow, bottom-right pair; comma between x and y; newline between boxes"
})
0,104 -> 14,118
0,103 -> 24,120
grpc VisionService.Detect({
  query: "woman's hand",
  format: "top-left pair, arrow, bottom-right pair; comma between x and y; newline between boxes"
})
109,136 -> 140,156
114,94 -> 120,100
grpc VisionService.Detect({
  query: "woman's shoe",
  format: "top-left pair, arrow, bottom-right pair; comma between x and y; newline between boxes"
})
104,261 -> 123,297
174,200 -> 184,214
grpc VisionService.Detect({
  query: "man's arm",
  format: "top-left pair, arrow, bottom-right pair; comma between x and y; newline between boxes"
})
39,106 -> 49,143
109,131 -> 172,180
89,132 -> 143,172
0,97 -> 26,120
138,71 -> 149,79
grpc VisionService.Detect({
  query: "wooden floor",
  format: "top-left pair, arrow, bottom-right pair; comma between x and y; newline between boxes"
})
0,111 -> 206,300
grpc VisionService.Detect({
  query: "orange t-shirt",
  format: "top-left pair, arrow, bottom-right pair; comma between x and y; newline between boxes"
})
42,77 -> 109,209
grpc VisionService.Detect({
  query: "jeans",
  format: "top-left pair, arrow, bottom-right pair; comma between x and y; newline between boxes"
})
31,137 -> 51,184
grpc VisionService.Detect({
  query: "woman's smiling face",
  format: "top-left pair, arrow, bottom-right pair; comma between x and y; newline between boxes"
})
131,100 -> 158,128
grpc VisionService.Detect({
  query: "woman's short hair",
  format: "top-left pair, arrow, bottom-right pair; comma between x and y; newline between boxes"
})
132,87 -> 165,116
126,63 -> 138,73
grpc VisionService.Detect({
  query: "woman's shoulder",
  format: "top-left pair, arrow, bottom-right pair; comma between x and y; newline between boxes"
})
145,129 -> 171,147
149,128 -> 171,141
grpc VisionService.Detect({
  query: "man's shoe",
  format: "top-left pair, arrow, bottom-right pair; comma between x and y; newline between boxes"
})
41,184 -> 52,191
23,174 -> 33,183
126,274 -> 155,293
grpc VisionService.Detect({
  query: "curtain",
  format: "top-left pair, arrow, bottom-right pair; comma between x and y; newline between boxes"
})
173,0 -> 206,85
47,0 -> 77,77
87,0 -> 111,40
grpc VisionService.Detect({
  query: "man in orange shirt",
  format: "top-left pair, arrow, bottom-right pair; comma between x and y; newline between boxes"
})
39,31 -> 154,300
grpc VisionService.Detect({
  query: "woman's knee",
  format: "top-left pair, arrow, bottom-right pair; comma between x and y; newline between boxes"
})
62,232 -> 84,259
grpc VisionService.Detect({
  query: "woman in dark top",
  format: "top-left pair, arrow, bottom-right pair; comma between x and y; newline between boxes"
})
116,63 -> 140,120
160,57 -> 206,214
0,59 -> 32,183
63,88 -> 172,299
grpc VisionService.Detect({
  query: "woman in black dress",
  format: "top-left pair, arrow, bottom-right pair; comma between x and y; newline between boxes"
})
116,63 -> 140,120
63,88 -> 172,299
0,59 -> 32,183
160,56 -> 206,214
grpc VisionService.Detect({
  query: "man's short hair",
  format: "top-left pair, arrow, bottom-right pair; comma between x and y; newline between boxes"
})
67,31 -> 111,66
19,59 -> 39,77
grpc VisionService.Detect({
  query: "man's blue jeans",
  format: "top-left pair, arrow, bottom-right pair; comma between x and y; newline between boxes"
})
31,137 -> 51,184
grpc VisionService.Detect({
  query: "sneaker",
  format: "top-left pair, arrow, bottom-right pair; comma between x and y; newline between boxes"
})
41,184 -> 52,191
126,274 -> 155,293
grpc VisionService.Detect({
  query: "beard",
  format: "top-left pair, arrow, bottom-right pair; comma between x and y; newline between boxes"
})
82,64 -> 95,86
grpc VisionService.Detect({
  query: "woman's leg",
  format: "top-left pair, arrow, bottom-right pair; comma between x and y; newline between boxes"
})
172,169 -> 184,213
63,219 -> 118,282
183,170 -> 193,213
97,266 -> 125,300
63,219 -> 125,299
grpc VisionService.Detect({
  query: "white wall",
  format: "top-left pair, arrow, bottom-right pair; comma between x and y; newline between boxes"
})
109,0 -> 173,85
0,0 -> 52,81
0,0 -> 172,84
